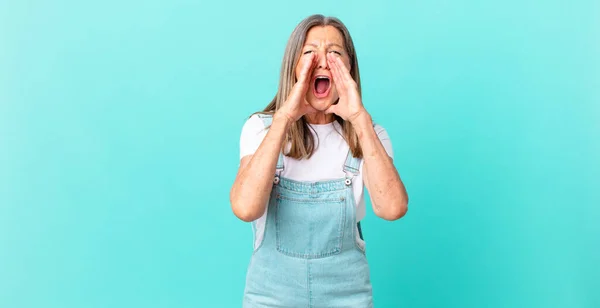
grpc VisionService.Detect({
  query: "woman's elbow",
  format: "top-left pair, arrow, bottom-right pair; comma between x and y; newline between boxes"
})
230,196 -> 262,222
377,198 -> 408,221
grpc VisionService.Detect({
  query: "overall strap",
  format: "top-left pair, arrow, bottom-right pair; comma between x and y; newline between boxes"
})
343,146 -> 365,238
343,148 -> 360,186
343,149 -> 361,175
256,114 -> 285,172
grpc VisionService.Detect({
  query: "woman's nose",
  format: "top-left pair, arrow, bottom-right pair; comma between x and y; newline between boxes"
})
317,50 -> 329,69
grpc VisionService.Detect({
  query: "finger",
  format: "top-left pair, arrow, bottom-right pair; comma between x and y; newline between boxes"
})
332,56 -> 352,85
298,53 -> 315,83
327,54 -> 340,84
327,53 -> 338,73
334,56 -> 353,83
291,57 -> 314,98
328,55 -> 346,92
303,53 -> 316,79
331,55 -> 346,85
308,52 -> 318,74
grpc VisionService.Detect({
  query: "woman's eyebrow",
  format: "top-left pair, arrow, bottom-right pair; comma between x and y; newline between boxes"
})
304,43 -> 344,48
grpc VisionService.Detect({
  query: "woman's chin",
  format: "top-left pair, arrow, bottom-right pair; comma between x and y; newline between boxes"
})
307,99 -> 334,112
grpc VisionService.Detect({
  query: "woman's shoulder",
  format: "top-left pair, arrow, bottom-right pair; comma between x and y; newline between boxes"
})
240,112 -> 276,141
372,122 -> 391,138
371,122 -> 394,158
242,113 -> 266,135
239,113 -> 273,159
244,112 -> 274,128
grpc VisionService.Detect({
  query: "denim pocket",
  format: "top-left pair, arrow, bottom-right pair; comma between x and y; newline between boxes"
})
275,195 -> 345,259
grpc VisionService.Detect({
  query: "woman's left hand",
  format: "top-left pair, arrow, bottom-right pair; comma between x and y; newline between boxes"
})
325,54 -> 367,123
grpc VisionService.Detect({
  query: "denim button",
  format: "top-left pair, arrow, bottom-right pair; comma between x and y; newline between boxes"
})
273,176 -> 280,185
345,178 -> 352,186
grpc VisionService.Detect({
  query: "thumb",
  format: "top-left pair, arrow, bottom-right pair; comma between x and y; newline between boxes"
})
303,100 -> 318,115
325,104 -> 338,115
298,53 -> 316,84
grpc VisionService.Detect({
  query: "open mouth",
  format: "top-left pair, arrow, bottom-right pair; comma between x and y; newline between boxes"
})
313,76 -> 331,98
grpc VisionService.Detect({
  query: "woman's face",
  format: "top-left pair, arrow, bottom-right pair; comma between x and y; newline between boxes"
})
295,25 -> 351,111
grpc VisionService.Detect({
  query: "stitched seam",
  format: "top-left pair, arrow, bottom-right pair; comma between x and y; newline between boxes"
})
277,176 -> 348,191
344,165 -> 360,173
307,260 -> 312,308
276,195 -> 344,203
276,197 -> 281,254
277,186 -> 347,194
338,195 -> 346,253
277,247 -> 341,259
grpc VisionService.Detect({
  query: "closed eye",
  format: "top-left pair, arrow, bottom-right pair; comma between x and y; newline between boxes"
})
303,50 -> 314,55
329,50 -> 342,55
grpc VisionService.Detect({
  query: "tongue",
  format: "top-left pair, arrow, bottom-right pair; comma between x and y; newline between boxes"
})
315,79 -> 329,94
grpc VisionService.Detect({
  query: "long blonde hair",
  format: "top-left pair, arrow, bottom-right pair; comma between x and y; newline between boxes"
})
260,14 -> 363,159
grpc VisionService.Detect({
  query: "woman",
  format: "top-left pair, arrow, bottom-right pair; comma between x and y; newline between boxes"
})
230,14 -> 409,307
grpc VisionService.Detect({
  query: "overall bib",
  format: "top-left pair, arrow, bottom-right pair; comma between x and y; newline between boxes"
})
243,115 -> 373,308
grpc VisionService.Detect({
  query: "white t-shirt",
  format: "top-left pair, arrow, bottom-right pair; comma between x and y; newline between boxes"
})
239,114 -> 394,247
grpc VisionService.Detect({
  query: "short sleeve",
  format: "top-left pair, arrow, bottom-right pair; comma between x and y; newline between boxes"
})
374,124 -> 394,160
239,114 -> 268,160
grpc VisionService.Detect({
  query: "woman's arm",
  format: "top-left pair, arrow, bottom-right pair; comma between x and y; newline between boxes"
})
230,114 -> 292,222
230,53 -> 318,222
354,113 -> 408,220
325,53 -> 408,220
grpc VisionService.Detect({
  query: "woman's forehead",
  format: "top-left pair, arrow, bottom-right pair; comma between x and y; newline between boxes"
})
304,26 -> 344,46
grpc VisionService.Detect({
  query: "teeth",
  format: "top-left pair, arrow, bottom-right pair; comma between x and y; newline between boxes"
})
316,76 -> 329,80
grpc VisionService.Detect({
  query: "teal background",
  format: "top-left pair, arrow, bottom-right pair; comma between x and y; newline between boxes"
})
1,0 -> 598,307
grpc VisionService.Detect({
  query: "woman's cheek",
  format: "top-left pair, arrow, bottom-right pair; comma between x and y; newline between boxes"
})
331,87 -> 339,102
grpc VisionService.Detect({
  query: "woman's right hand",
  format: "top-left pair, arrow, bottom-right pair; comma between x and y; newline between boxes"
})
276,53 -> 318,122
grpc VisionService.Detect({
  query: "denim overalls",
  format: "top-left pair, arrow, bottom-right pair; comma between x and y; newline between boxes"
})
243,114 -> 373,308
